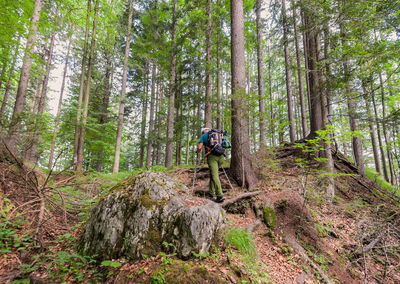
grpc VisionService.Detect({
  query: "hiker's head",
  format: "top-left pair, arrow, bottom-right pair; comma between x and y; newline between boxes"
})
201,128 -> 210,134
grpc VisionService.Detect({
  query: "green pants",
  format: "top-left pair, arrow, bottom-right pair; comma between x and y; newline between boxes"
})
207,154 -> 224,197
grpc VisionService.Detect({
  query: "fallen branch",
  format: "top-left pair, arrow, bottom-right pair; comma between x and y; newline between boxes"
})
221,191 -> 263,208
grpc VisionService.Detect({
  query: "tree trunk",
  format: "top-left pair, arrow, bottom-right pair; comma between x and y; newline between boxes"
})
255,0 -> 266,148
95,49 -> 112,172
300,10 -> 312,117
155,80 -> 162,165
165,0 -> 177,168
302,6 -> 324,139
146,64 -> 157,168
28,30 -> 56,162
292,0 -> 308,138
281,0 -> 295,142
267,57 -> 275,147
230,0 -> 258,189
379,73 -> 395,184
343,60 -> 365,176
372,91 -> 388,181
113,0 -> 134,173
139,63 -> 149,168
73,0 -> 91,169
76,0 -> 99,172
49,39 -> 71,170
362,82 -> 381,175
204,0 -> 212,128
7,0 -> 43,149
216,22 -> 222,130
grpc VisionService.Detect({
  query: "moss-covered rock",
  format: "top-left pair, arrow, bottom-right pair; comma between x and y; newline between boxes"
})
263,206 -> 276,229
80,171 -> 225,260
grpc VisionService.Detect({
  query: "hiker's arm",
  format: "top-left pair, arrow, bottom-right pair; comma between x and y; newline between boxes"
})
196,142 -> 203,153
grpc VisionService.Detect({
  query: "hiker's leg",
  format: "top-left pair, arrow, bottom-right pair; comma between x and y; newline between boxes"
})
209,155 -> 223,197
207,156 -> 216,197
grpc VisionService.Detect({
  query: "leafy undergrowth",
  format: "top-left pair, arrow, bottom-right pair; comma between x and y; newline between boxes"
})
1,143 -> 399,283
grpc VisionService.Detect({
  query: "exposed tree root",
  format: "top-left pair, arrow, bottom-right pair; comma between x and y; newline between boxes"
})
221,191 -> 263,208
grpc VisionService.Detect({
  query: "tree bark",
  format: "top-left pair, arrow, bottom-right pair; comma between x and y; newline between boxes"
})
379,73 -> 395,184
267,56 -> 275,146
362,82 -> 381,175
343,60 -> 365,176
73,0 -> 91,169
7,0 -> 43,149
204,0 -> 212,128
28,30 -> 56,162
146,63 -> 157,168
292,0 -> 308,138
256,0 -> 266,148
165,0 -> 178,168
372,91 -> 388,181
95,49 -> 113,172
76,0 -> 99,172
113,0 -> 134,173
230,0 -> 258,189
303,10 -> 322,138
281,0 -> 295,142
139,63 -> 149,168
49,39 -> 71,170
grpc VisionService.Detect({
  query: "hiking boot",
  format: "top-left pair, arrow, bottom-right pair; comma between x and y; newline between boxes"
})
215,196 -> 225,203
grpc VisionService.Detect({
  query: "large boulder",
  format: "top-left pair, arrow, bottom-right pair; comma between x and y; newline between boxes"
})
80,171 -> 225,260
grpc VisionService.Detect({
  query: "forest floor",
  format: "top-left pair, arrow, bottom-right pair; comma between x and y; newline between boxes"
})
0,143 -> 400,283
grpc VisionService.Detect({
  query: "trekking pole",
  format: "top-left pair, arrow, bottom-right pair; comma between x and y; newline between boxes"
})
221,166 -> 234,191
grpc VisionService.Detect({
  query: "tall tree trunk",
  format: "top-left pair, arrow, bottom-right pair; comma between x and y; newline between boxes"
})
300,10 -> 311,117
379,73 -> 395,184
155,80 -> 162,165
113,0 -> 134,173
216,21 -> 222,130
230,0 -> 258,189
256,0 -> 266,148
165,0 -> 178,168
73,0 -> 91,169
343,60 -> 365,175
28,30 -> 56,162
320,69 -> 335,201
267,57 -> 275,146
362,83 -> 381,175
372,89 -> 389,181
204,0 -> 212,128
7,0 -> 43,149
139,64 -> 149,168
281,0 -> 295,142
95,50 -> 112,172
292,0 -> 308,138
49,39 -> 71,170
146,64 -> 157,168
76,0 -> 99,172
303,11 -> 322,138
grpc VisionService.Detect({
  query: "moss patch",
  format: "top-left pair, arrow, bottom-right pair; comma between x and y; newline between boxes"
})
263,206 -> 276,229
151,260 -> 223,284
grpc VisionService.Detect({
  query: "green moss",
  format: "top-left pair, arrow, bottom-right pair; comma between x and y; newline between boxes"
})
263,207 -> 276,229
151,260 -> 223,284
140,194 -> 154,210
277,198 -> 288,210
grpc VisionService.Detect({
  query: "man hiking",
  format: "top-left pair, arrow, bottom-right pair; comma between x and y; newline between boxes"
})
196,128 -> 225,203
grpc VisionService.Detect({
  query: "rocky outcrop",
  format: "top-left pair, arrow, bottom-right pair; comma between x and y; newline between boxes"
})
80,171 -> 225,260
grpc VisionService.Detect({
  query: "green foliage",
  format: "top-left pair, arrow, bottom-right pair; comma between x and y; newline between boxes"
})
0,197 -> 32,254
101,260 -> 122,268
365,168 -> 400,197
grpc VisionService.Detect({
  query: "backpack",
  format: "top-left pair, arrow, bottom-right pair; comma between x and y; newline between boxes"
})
208,129 -> 225,156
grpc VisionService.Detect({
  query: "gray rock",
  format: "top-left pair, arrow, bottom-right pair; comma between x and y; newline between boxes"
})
80,171 -> 225,260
